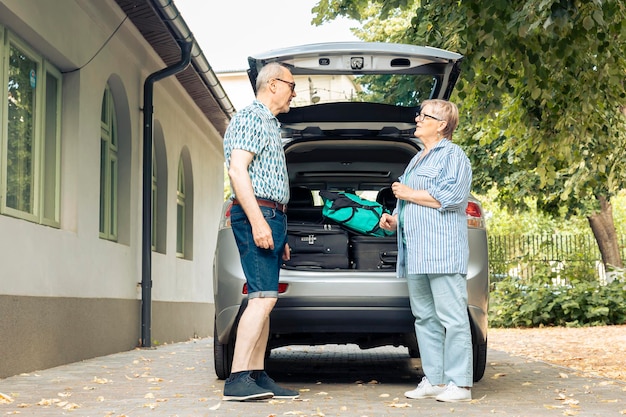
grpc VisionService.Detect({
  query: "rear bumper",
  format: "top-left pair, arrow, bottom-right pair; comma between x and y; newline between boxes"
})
270,296 -> 414,334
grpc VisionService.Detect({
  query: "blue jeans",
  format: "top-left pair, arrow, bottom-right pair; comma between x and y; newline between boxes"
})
230,204 -> 287,299
406,273 -> 473,387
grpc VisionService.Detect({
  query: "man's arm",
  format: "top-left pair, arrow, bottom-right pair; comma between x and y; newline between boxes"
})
228,149 -> 275,249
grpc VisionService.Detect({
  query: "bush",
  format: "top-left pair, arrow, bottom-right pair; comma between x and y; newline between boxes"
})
489,275 -> 626,328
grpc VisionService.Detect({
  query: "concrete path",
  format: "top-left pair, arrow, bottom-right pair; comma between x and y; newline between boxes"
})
0,338 -> 624,416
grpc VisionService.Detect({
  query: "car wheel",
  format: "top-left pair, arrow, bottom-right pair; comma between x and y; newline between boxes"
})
473,339 -> 487,382
213,319 -> 234,380
406,333 -> 420,358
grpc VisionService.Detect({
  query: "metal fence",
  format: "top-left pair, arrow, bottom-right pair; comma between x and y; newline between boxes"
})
488,234 -> 626,283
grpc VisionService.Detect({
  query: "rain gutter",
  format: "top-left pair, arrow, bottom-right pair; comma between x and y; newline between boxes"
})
141,39 -> 192,348
151,0 -> 236,119
140,0 -> 235,348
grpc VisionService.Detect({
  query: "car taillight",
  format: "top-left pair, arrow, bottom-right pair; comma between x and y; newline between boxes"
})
242,283 -> 289,294
466,201 -> 485,229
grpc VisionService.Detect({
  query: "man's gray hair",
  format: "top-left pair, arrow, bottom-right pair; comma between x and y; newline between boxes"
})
256,62 -> 287,93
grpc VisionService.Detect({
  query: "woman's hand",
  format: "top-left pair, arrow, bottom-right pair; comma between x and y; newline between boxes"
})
379,213 -> 398,231
392,181 -> 414,202
392,181 -> 441,209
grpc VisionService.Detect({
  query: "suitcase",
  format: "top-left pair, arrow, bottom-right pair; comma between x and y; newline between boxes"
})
284,224 -> 350,269
349,235 -> 398,270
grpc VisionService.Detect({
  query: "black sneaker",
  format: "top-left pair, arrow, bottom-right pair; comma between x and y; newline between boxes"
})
252,371 -> 300,399
222,371 -> 274,401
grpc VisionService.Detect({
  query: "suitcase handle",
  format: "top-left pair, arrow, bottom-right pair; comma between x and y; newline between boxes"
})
380,251 -> 398,263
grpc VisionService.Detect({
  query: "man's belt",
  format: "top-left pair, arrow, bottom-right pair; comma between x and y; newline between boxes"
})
232,197 -> 286,213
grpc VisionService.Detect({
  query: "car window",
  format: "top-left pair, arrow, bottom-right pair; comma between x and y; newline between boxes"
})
290,74 -> 437,108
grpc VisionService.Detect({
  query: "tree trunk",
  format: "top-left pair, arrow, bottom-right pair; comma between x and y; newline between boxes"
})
587,195 -> 624,271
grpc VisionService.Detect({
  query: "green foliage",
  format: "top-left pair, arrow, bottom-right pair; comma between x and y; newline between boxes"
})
490,275 -> 626,328
312,0 -> 626,267
480,186 -> 590,236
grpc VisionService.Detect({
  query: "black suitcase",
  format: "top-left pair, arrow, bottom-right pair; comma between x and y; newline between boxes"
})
350,235 -> 398,271
284,224 -> 350,269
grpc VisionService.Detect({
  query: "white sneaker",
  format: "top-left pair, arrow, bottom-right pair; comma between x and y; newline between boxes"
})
404,377 -> 446,399
435,382 -> 472,402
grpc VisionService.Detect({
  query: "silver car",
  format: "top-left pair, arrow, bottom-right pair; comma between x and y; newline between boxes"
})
214,42 -> 489,381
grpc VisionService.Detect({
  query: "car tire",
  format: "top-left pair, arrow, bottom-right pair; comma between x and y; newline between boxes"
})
406,333 -> 420,358
213,319 -> 234,380
473,339 -> 487,382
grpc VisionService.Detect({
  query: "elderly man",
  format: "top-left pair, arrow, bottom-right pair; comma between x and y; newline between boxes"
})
222,63 -> 299,401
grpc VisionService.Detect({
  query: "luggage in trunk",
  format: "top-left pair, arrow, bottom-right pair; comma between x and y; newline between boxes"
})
349,235 -> 398,271
284,224 -> 350,269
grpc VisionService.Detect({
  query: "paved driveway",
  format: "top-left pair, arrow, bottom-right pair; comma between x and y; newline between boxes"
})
0,338 -> 624,416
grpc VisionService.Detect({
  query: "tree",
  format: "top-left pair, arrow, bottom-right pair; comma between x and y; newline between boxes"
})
313,0 -> 626,272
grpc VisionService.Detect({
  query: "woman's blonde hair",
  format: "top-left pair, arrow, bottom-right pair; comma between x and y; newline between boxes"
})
420,99 -> 459,140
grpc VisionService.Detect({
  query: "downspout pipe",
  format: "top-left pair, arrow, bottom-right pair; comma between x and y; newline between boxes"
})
141,39 -> 193,348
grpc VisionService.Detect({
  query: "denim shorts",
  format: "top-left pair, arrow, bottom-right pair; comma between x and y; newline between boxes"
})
230,204 -> 287,299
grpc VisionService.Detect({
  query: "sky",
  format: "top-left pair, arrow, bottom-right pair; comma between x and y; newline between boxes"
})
174,0 -> 359,72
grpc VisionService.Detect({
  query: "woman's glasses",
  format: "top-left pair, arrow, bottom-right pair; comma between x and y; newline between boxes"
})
416,112 -> 443,122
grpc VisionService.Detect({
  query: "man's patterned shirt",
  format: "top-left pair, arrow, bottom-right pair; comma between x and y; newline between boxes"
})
223,100 -> 290,204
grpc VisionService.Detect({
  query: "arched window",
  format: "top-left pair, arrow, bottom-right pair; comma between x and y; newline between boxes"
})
151,144 -> 158,251
176,148 -> 193,259
151,121 -> 167,254
176,157 -> 185,257
99,85 -> 118,240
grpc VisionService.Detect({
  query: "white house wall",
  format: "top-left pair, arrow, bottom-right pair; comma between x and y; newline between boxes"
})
0,0 -> 223,377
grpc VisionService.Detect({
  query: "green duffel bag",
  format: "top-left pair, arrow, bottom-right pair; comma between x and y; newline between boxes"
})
320,190 -> 395,237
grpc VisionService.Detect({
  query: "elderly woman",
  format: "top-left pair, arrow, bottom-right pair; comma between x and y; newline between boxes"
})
379,99 -> 473,402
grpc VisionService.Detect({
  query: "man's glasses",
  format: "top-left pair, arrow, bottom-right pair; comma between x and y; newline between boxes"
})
274,78 -> 296,92
416,112 -> 443,122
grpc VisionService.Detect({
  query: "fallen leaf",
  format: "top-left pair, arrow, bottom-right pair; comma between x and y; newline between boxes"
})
563,399 -> 580,406
379,393 -> 390,398
389,402 -> 412,408
544,404 -> 564,409
559,372 -> 569,379
209,402 -> 220,410
314,407 -> 325,416
0,392 -> 14,404
93,377 -> 110,384
470,395 -> 487,403
491,373 -> 506,379
62,403 -> 80,410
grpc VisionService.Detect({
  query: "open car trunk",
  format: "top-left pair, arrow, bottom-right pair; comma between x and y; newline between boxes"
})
281,135 -> 420,272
